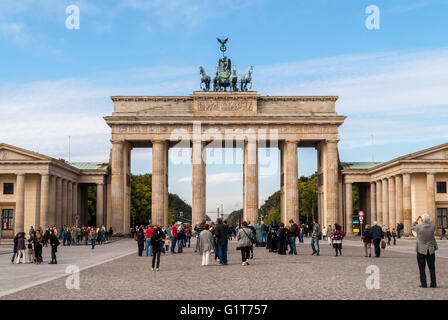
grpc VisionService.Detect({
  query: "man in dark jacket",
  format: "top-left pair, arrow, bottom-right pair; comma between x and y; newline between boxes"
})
371,221 -> 384,258
287,219 -> 298,255
49,230 -> 60,264
215,218 -> 229,265
11,233 -> 19,263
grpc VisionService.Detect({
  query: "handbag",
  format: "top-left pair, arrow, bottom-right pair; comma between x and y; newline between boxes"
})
381,239 -> 386,249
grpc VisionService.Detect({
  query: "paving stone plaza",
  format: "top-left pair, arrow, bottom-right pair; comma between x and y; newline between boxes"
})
1,237 -> 447,300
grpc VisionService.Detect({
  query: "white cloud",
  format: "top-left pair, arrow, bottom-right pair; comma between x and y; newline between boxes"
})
0,23 -> 32,45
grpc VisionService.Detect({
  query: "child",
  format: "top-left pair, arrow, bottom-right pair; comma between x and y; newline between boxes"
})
164,236 -> 170,254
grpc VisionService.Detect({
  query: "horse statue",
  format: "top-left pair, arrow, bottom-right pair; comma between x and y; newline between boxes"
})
240,66 -> 253,92
230,66 -> 238,92
199,66 -> 210,91
213,58 -> 236,92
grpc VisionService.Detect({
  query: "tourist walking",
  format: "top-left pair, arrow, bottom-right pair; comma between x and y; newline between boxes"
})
326,225 -> 332,246
362,224 -> 373,257
237,222 -> 254,265
386,228 -> 392,245
136,226 -> 145,256
199,224 -> 215,266
177,223 -> 185,253
311,219 -> 321,256
145,225 -> 153,257
15,233 -> 27,264
412,214 -> 438,288
11,233 -> 19,263
150,225 -> 164,271
49,230 -> 60,264
331,224 -> 344,256
34,231 -> 43,263
440,227 -> 447,240
170,223 -> 178,253
392,228 -> 397,245
89,228 -> 97,249
215,218 -> 229,265
371,221 -> 384,257
287,219 -> 298,255
185,225 -> 191,248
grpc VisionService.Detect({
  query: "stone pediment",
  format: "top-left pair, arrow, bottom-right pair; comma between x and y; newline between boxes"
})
404,143 -> 448,161
0,143 -> 51,162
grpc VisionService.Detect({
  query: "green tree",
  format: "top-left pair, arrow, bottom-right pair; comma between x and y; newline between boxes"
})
131,174 -> 152,224
226,208 -> 243,226
264,207 -> 281,225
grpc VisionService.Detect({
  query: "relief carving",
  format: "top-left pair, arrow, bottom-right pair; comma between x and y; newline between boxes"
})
196,98 -> 255,112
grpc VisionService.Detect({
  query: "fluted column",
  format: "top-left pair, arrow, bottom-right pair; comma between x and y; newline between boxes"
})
345,183 -> 353,235
395,175 -> 403,228
427,173 -> 436,223
49,175 -> 56,227
56,177 -> 62,229
325,140 -> 339,226
15,174 -> 25,233
281,140 -> 298,224
111,141 -> 124,233
72,182 -> 78,225
163,145 -> 168,228
152,141 -> 167,227
403,173 -> 412,235
382,178 -> 389,228
62,179 -> 68,227
96,183 -> 104,227
192,140 -> 206,225
388,177 -> 396,229
370,182 -> 376,225
243,140 -> 259,224
40,174 -> 50,229
67,181 -> 73,226
376,180 -> 382,225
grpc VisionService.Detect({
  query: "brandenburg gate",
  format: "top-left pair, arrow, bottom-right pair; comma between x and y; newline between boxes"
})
104,39 -> 345,235
104,92 -> 345,234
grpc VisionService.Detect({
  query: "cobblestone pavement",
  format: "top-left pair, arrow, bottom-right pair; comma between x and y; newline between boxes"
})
2,237 -> 448,300
0,239 -> 135,297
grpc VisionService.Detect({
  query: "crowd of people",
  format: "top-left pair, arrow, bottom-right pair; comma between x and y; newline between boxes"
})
11,224 -> 114,265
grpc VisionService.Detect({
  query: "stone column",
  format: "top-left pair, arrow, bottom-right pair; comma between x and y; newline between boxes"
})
370,182 -> 376,225
403,173 -> 412,235
345,183 -> 353,235
163,145 -> 169,228
56,177 -> 62,229
62,179 -> 68,227
395,175 -> 403,228
243,140 -> 259,224
388,177 -> 396,229
152,141 -> 167,227
376,180 -> 382,226
382,178 -> 389,228
40,174 -> 50,229
96,183 -> 104,227
15,174 -> 25,233
72,182 -> 78,225
427,172 -> 436,223
67,181 -> 73,226
110,141 -> 124,233
192,140 -> 206,225
325,140 -> 339,226
281,140 -> 298,224
49,175 -> 56,227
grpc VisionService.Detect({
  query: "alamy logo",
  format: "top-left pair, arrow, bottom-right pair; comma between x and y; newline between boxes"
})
65,265 -> 80,290
365,5 -> 380,30
66,5 -> 80,30
365,265 -> 380,289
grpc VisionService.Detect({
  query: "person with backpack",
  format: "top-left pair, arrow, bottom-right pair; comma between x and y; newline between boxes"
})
311,219 -> 321,256
150,225 -> 164,271
362,224 -> 373,257
331,223 -> 344,256
371,221 -> 384,257
287,219 -> 298,255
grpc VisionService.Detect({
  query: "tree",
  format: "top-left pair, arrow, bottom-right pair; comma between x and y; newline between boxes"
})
131,174 -> 152,224
264,207 -> 281,225
226,209 -> 243,226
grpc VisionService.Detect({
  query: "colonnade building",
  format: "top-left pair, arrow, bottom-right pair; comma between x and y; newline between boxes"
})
1,92 -> 447,238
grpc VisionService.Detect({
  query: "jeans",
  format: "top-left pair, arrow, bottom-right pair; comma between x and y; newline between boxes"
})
177,238 -> 183,253
262,232 -> 267,243
186,236 -> 191,248
288,237 -> 297,254
91,239 -> 95,249
216,241 -> 228,264
145,238 -> 152,256
311,236 -> 320,255
84,237 -> 88,245
373,238 -> 381,257
170,237 -> 176,252
299,234 -> 304,243
417,251 -> 436,287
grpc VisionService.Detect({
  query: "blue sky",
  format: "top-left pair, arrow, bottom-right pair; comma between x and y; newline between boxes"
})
1,0 -> 448,218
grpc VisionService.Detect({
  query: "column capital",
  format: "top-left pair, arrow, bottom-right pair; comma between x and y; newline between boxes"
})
326,139 -> 339,144
110,139 -> 125,145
